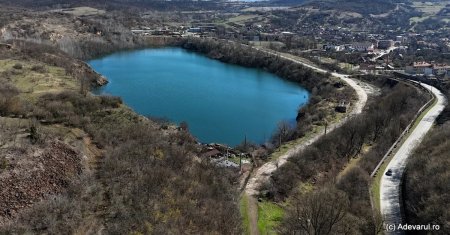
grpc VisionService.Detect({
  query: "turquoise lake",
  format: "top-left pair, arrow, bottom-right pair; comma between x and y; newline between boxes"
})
89,48 -> 309,146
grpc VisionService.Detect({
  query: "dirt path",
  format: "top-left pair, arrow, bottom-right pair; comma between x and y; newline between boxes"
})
242,48 -> 368,234
247,196 -> 259,235
244,49 -> 368,196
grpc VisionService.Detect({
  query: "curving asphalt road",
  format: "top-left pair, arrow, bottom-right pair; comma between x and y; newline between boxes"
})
252,48 -> 368,115
380,82 -> 447,235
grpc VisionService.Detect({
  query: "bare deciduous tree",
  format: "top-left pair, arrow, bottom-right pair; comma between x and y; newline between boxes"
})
280,187 -> 355,235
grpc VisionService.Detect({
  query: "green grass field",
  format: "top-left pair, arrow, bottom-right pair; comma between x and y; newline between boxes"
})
51,7 -> 106,16
240,194 -> 251,235
257,200 -> 284,235
0,59 -> 77,101
227,14 -> 260,23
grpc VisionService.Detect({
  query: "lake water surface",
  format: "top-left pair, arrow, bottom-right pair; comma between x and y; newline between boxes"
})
89,48 -> 309,146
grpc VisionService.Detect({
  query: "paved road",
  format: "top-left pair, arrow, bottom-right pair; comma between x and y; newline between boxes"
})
380,82 -> 446,235
244,48 -> 368,196
254,48 -> 368,114
371,46 -> 398,62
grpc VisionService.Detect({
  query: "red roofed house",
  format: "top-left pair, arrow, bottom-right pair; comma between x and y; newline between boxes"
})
405,62 -> 433,76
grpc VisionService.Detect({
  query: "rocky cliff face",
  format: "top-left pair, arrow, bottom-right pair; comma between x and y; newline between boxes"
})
81,61 -> 109,86
0,9 -> 141,60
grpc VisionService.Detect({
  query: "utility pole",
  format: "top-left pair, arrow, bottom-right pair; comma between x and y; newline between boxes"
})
241,135 -> 246,171
279,134 -> 282,151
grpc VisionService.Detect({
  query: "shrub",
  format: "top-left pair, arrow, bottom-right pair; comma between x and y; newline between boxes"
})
100,95 -> 122,108
0,82 -> 20,115
12,63 -> 23,69
30,65 -> 48,73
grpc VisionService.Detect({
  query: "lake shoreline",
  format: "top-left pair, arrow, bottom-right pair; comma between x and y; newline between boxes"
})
89,47 -> 310,146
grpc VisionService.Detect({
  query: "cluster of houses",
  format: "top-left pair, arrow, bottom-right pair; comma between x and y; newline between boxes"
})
323,42 -> 374,52
199,144 -> 251,170
131,24 -> 217,37
323,39 -> 399,52
405,61 -> 450,78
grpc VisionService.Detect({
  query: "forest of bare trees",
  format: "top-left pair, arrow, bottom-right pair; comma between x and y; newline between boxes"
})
404,123 -> 450,234
268,78 -> 428,234
0,32 -> 242,233
1,89 -> 242,234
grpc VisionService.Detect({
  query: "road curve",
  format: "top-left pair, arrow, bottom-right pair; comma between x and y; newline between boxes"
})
239,47 -> 369,235
380,82 -> 446,235
253,48 -> 368,114
244,48 -> 368,196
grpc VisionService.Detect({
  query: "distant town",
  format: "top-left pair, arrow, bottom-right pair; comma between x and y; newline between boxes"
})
129,6 -> 450,84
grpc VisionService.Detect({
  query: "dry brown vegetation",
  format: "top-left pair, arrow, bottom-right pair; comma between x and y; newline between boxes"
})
1,5 -> 445,234
279,187 -> 358,235
0,12 -> 249,232
0,83 -> 20,115
0,141 -> 81,224
6,107 -> 242,234
0,87 -> 242,233
404,122 -> 450,234
0,7 -> 145,60
268,77 -> 428,234
0,36 -> 242,233
0,40 -> 106,88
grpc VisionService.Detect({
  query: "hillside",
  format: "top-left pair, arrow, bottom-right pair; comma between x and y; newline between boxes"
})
302,0 -> 409,15
404,124 -> 450,235
0,0 -> 222,10
0,9 -> 242,234
0,7 -> 145,60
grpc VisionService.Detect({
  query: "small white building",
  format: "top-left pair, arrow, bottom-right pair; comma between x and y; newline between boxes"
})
351,42 -> 374,52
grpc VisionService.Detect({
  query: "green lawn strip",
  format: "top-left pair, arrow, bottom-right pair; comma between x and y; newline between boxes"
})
240,194 -> 251,235
257,200 -> 284,235
226,14 -> 259,23
370,91 -> 437,212
255,183 -> 313,234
